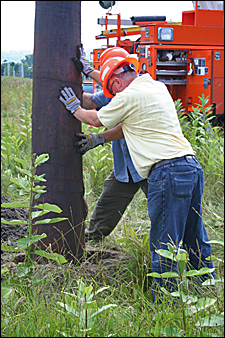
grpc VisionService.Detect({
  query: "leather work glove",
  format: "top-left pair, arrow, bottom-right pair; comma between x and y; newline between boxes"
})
72,44 -> 94,76
58,86 -> 81,114
75,132 -> 105,155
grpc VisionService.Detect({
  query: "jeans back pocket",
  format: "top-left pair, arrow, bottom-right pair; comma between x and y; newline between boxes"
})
170,169 -> 196,199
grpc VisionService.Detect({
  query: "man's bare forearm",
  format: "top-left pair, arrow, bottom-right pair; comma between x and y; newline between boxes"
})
74,107 -> 124,141
79,91 -> 124,141
82,92 -> 98,110
101,124 -> 124,142
74,108 -> 102,127
88,70 -> 102,86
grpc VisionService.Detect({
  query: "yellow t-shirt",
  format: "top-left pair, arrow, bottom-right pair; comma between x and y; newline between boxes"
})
97,74 -> 194,178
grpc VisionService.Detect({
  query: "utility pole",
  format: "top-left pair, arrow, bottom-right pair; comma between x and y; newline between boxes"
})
32,1 -> 86,261
21,63 -> 24,78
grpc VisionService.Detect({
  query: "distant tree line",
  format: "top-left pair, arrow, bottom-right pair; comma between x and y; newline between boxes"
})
1,54 -> 33,79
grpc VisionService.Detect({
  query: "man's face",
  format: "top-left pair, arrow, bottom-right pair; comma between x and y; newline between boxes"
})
107,72 -> 129,97
107,65 -> 128,96
107,74 -> 119,96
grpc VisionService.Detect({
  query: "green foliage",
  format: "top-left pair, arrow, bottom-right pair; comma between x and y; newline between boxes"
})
1,98 -> 31,187
177,95 -> 224,179
19,100 -> 32,143
1,153 -> 69,334
1,76 -> 32,201
116,224 -> 152,298
21,54 -> 33,67
82,124 -> 113,199
1,153 -> 68,270
57,278 -> 117,336
1,77 -> 224,337
1,54 -> 33,78
147,240 -> 224,335
1,77 -> 32,116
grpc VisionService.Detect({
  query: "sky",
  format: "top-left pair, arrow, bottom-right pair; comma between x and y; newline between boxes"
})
1,1 -> 194,58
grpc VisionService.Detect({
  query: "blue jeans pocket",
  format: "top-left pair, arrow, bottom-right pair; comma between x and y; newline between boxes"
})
170,169 -> 197,199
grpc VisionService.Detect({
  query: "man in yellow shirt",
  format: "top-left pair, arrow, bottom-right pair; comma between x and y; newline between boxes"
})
59,49 -> 215,299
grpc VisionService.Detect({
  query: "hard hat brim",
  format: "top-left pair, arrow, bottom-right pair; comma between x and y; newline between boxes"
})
102,56 -> 139,98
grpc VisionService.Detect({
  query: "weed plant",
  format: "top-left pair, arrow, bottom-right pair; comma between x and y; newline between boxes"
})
1,76 -> 224,337
1,77 -> 32,203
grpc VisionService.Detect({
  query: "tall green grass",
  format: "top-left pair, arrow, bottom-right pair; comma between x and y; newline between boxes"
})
1,77 -> 32,203
1,76 -> 224,337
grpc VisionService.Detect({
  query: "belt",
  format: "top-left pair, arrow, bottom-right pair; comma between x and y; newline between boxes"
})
148,155 -> 196,177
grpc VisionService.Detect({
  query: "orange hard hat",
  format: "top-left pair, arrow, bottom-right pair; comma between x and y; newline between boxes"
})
100,47 -> 129,67
100,55 -> 139,98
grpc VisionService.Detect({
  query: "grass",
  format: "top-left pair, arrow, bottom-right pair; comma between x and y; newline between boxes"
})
1,76 -> 224,337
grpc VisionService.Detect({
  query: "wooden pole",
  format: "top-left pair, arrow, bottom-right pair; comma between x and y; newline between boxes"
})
32,1 -> 86,261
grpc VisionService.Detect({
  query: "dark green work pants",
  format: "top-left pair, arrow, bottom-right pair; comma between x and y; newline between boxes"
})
85,169 -> 148,240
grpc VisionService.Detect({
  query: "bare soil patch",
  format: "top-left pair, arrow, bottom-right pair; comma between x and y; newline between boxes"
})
1,194 -> 131,285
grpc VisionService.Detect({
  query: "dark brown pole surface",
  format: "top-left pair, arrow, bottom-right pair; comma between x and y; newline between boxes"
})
32,1 -> 86,261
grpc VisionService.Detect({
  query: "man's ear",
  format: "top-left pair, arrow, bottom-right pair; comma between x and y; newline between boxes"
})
116,77 -> 123,89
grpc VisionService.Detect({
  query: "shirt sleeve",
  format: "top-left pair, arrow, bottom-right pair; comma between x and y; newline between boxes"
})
91,91 -> 111,109
97,93 -> 126,129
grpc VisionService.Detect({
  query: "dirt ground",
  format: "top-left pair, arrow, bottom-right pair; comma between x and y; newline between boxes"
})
1,194 -> 131,285
1,194 -> 28,246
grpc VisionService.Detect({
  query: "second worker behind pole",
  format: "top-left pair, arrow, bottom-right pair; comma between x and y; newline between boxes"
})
72,46 -> 148,241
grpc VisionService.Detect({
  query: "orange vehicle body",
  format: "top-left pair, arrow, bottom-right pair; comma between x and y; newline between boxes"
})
91,4 -> 224,123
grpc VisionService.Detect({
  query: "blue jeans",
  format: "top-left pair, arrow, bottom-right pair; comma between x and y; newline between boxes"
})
147,156 -> 215,295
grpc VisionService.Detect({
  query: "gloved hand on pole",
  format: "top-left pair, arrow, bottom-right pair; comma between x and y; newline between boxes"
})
75,133 -> 105,155
72,44 -> 94,77
58,86 -> 81,114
